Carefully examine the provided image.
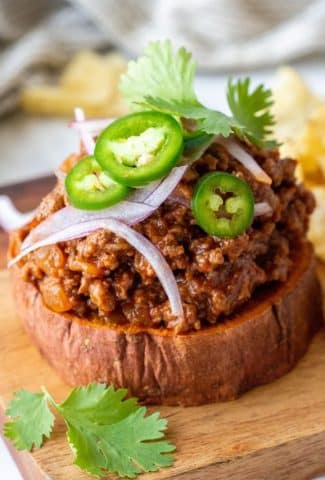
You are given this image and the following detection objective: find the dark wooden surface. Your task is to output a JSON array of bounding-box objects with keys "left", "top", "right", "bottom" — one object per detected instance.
[{"left": 0, "top": 175, "right": 55, "bottom": 268}]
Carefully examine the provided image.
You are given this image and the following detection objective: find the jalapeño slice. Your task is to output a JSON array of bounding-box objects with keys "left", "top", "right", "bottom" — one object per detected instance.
[
  {"left": 94, "top": 111, "right": 184, "bottom": 187},
  {"left": 191, "top": 172, "right": 254, "bottom": 238},
  {"left": 65, "top": 155, "right": 129, "bottom": 210}
]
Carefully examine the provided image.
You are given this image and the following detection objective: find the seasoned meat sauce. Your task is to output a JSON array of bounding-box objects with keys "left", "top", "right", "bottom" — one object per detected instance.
[{"left": 13, "top": 141, "right": 315, "bottom": 332}]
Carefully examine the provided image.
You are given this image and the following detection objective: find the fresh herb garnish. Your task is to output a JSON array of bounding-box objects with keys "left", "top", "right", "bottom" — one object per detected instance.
[
  {"left": 227, "top": 78, "right": 276, "bottom": 148},
  {"left": 120, "top": 40, "right": 277, "bottom": 148},
  {"left": 4, "top": 389, "right": 55, "bottom": 450},
  {"left": 4, "top": 384, "right": 175, "bottom": 478}
]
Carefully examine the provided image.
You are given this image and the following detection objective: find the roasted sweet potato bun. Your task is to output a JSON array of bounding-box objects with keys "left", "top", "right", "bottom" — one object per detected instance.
[{"left": 11, "top": 243, "right": 323, "bottom": 406}]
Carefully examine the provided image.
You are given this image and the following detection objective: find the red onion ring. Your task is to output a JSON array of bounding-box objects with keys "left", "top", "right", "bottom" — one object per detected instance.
[
  {"left": 70, "top": 117, "right": 115, "bottom": 136},
  {"left": 218, "top": 137, "right": 272, "bottom": 185},
  {"left": 21, "top": 167, "right": 187, "bottom": 249},
  {"left": 127, "top": 179, "right": 164, "bottom": 203},
  {"left": 22, "top": 201, "right": 156, "bottom": 249},
  {"left": 74, "top": 108, "right": 95, "bottom": 154}
]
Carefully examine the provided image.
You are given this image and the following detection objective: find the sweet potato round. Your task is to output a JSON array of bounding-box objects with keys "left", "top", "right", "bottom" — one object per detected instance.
[{"left": 11, "top": 243, "right": 323, "bottom": 406}]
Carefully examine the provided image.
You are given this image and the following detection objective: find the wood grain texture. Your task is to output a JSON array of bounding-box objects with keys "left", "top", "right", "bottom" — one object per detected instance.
[
  {"left": 0, "top": 175, "right": 55, "bottom": 268},
  {"left": 0, "top": 409, "right": 45, "bottom": 480},
  {"left": 0, "top": 269, "right": 325, "bottom": 480}
]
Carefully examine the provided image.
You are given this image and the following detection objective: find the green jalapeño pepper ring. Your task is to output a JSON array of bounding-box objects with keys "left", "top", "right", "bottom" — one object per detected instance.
[
  {"left": 94, "top": 111, "right": 184, "bottom": 187},
  {"left": 65, "top": 155, "right": 130, "bottom": 210},
  {"left": 191, "top": 172, "right": 254, "bottom": 238}
]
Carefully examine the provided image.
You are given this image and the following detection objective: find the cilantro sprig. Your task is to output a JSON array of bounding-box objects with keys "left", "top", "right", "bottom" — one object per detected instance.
[
  {"left": 120, "top": 40, "right": 277, "bottom": 148},
  {"left": 4, "top": 389, "right": 55, "bottom": 450},
  {"left": 227, "top": 77, "right": 276, "bottom": 147},
  {"left": 4, "top": 384, "right": 175, "bottom": 478}
]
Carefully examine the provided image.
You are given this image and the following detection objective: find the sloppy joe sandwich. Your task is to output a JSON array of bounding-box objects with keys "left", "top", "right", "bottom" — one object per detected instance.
[{"left": 9, "top": 41, "right": 323, "bottom": 406}]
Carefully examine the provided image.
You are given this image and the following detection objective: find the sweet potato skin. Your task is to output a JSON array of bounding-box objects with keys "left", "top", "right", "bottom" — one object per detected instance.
[{"left": 11, "top": 243, "right": 323, "bottom": 406}]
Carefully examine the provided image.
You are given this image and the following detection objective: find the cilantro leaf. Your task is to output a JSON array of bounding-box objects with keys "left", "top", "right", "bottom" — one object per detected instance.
[
  {"left": 120, "top": 40, "right": 232, "bottom": 138},
  {"left": 58, "top": 383, "right": 139, "bottom": 425},
  {"left": 67, "top": 424, "right": 106, "bottom": 477},
  {"left": 4, "top": 389, "right": 55, "bottom": 450},
  {"left": 120, "top": 40, "right": 277, "bottom": 148},
  {"left": 139, "top": 96, "right": 232, "bottom": 137},
  {"left": 227, "top": 77, "right": 277, "bottom": 147},
  {"left": 67, "top": 408, "right": 175, "bottom": 478},
  {"left": 101, "top": 409, "right": 175, "bottom": 478},
  {"left": 120, "top": 40, "right": 197, "bottom": 108},
  {"left": 4, "top": 385, "right": 175, "bottom": 479}
]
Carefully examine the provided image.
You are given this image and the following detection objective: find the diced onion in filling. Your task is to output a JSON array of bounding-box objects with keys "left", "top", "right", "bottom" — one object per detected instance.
[{"left": 254, "top": 201, "right": 273, "bottom": 216}]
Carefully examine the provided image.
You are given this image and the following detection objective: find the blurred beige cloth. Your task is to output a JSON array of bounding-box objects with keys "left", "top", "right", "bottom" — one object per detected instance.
[
  {"left": 78, "top": 0, "right": 325, "bottom": 69},
  {"left": 1, "top": 0, "right": 325, "bottom": 114}
]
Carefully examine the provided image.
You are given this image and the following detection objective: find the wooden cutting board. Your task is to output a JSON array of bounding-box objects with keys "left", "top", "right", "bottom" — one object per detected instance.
[
  {"left": 0, "top": 267, "right": 325, "bottom": 480},
  {"left": 0, "top": 177, "right": 325, "bottom": 479}
]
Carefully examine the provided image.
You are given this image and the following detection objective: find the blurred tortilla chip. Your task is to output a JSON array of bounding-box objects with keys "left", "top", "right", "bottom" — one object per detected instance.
[
  {"left": 309, "top": 187, "right": 325, "bottom": 261},
  {"left": 300, "top": 106, "right": 325, "bottom": 177},
  {"left": 272, "top": 67, "right": 325, "bottom": 261},
  {"left": 272, "top": 67, "right": 321, "bottom": 174},
  {"left": 21, "top": 50, "right": 129, "bottom": 118}
]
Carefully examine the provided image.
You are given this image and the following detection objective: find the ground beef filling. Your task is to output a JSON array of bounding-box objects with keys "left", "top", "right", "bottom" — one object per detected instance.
[{"left": 14, "top": 141, "right": 315, "bottom": 332}]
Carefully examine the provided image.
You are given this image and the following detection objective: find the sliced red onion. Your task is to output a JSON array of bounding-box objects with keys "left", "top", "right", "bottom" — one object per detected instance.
[
  {"left": 22, "top": 136, "right": 216, "bottom": 250},
  {"left": 218, "top": 137, "right": 272, "bottom": 185},
  {"left": 21, "top": 168, "right": 186, "bottom": 250},
  {"left": 70, "top": 117, "right": 115, "bottom": 136},
  {"left": 22, "top": 201, "right": 156, "bottom": 249},
  {"left": 254, "top": 201, "right": 273, "bottom": 217},
  {"left": 74, "top": 108, "right": 95, "bottom": 154},
  {"left": 145, "top": 166, "right": 188, "bottom": 207},
  {"left": 128, "top": 179, "right": 163, "bottom": 203},
  {"left": 10, "top": 218, "right": 184, "bottom": 324},
  {"left": 0, "top": 196, "right": 35, "bottom": 231},
  {"left": 21, "top": 164, "right": 194, "bottom": 250}
]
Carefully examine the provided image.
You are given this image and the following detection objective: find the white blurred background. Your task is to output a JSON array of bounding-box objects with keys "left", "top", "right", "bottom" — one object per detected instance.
[{"left": 0, "top": 0, "right": 325, "bottom": 187}]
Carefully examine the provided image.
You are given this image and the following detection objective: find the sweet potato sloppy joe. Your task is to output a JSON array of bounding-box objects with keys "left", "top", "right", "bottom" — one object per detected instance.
[
  {"left": 11, "top": 140, "right": 314, "bottom": 333},
  {"left": 9, "top": 41, "right": 323, "bottom": 405}
]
